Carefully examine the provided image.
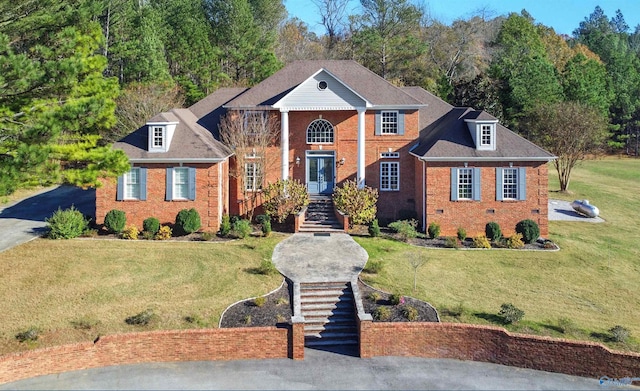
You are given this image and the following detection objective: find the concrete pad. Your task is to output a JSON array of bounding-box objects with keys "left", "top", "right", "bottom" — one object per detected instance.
[
  {"left": 272, "top": 233, "right": 368, "bottom": 283},
  {"left": 548, "top": 199, "right": 605, "bottom": 223}
]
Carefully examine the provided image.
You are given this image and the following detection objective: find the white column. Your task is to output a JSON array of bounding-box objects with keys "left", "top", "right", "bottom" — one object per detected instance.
[
  {"left": 357, "top": 108, "right": 366, "bottom": 188},
  {"left": 280, "top": 109, "right": 289, "bottom": 180}
]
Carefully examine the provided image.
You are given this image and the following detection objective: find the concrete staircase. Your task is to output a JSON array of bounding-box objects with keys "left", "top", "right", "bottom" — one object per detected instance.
[
  {"left": 301, "top": 282, "right": 358, "bottom": 348},
  {"left": 299, "top": 195, "right": 344, "bottom": 233}
]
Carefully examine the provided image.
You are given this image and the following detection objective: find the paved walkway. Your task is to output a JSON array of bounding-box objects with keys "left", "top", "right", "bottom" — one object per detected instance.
[
  {"left": 1, "top": 348, "right": 616, "bottom": 390},
  {"left": 272, "top": 233, "right": 368, "bottom": 283}
]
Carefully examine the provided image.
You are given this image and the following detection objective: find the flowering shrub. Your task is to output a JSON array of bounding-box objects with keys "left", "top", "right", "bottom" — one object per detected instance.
[
  {"left": 262, "top": 179, "right": 309, "bottom": 223},
  {"left": 121, "top": 225, "right": 139, "bottom": 240},
  {"left": 333, "top": 180, "right": 378, "bottom": 226},
  {"left": 473, "top": 235, "right": 491, "bottom": 249},
  {"left": 155, "top": 225, "right": 172, "bottom": 240}
]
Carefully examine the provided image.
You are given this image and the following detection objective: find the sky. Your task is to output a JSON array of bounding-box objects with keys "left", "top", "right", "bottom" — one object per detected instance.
[{"left": 284, "top": 0, "right": 640, "bottom": 37}]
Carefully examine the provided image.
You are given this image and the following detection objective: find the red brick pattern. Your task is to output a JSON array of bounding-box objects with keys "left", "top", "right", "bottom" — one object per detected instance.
[
  {"left": 423, "top": 162, "right": 549, "bottom": 236},
  {"left": 0, "top": 327, "right": 290, "bottom": 384},
  {"left": 359, "top": 322, "right": 640, "bottom": 380}
]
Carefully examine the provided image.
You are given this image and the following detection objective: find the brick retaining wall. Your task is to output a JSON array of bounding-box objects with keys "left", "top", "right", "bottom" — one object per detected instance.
[
  {"left": 0, "top": 327, "right": 291, "bottom": 385},
  {"left": 359, "top": 321, "right": 640, "bottom": 380}
]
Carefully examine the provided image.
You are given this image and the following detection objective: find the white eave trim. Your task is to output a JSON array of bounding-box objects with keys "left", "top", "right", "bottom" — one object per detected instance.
[
  {"left": 464, "top": 119, "right": 499, "bottom": 124},
  {"left": 146, "top": 121, "right": 179, "bottom": 126},
  {"left": 129, "top": 157, "right": 229, "bottom": 163},
  {"left": 410, "top": 155, "right": 557, "bottom": 162}
]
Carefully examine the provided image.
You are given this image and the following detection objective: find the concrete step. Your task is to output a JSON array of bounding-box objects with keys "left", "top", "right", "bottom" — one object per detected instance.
[
  {"left": 304, "top": 330, "right": 358, "bottom": 339},
  {"left": 301, "top": 309, "right": 354, "bottom": 318},
  {"left": 300, "top": 295, "right": 352, "bottom": 303},
  {"left": 302, "top": 302, "right": 353, "bottom": 311},
  {"left": 305, "top": 338, "right": 358, "bottom": 347},
  {"left": 304, "top": 323, "right": 356, "bottom": 332}
]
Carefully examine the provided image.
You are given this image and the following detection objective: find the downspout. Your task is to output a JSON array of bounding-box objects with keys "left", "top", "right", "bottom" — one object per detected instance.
[{"left": 422, "top": 159, "right": 426, "bottom": 232}]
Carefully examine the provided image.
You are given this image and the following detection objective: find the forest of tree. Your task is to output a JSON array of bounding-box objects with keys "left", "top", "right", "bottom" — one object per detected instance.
[{"left": 1, "top": 0, "right": 639, "bottom": 195}]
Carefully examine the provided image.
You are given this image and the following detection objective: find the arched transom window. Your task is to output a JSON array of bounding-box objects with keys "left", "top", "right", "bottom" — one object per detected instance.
[{"left": 306, "top": 119, "right": 334, "bottom": 144}]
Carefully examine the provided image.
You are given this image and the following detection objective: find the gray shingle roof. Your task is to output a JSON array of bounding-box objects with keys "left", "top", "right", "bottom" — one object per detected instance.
[
  {"left": 224, "top": 60, "right": 423, "bottom": 108},
  {"left": 411, "top": 108, "right": 555, "bottom": 161}
]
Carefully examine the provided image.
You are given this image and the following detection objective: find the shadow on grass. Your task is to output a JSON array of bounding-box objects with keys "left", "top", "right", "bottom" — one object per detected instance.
[
  {"left": 590, "top": 331, "right": 613, "bottom": 343},
  {"left": 473, "top": 312, "right": 505, "bottom": 325},
  {"left": 541, "top": 323, "right": 565, "bottom": 334}
]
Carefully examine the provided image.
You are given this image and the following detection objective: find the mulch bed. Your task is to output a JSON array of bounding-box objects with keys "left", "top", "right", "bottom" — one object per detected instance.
[{"left": 219, "top": 279, "right": 439, "bottom": 328}]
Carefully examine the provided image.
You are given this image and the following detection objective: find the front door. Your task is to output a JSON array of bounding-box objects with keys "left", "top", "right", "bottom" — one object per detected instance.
[{"left": 307, "top": 155, "right": 334, "bottom": 194}]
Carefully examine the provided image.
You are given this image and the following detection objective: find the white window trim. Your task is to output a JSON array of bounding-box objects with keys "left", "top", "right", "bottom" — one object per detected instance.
[
  {"left": 150, "top": 126, "right": 166, "bottom": 150},
  {"left": 380, "top": 152, "right": 400, "bottom": 158},
  {"left": 306, "top": 118, "right": 334, "bottom": 144},
  {"left": 480, "top": 124, "right": 492, "bottom": 146},
  {"left": 502, "top": 168, "right": 518, "bottom": 200},
  {"left": 245, "top": 161, "right": 263, "bottom": 192},
  {"left": 380, "top": 111, "right": 399, "bottom": 135},
  {"left": 173, "top": 167, "right": 190, "bottom": 200},
  {"left": 380, "top": 161, "right": 400, "bottom": 191},
  {"left": 124, "top": 168, "right": 141, "bottom": 200},
  {"left": 457, "top": 168, "right": 473, "bottom": 200}
]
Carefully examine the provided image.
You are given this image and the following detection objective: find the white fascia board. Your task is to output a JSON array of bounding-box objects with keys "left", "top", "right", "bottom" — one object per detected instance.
[
  {"left": 463, "top": 119, "right": 499, "bottom": 124},
  {"left": 414, "top": 156, "right": 557, "bottom": 162},
  {"left": 272, "top": 68, "right": 371, "bottom": 109},
  {"left": 129, "top": 157, "right": 229, "bottom": 164},
  {"left": 146, "top": 121, "right": 179, "bottom": 126},
  {"left": 372, "top": 104, "right": 426, "bottom": 110}
]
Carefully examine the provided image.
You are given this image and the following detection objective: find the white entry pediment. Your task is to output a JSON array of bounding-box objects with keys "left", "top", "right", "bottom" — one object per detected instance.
[{"left": 273, "top": 69, "right": 369, "bottom": 111}]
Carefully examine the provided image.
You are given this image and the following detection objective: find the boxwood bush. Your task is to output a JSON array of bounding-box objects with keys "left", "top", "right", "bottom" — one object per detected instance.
[
  {"left": 515, "top": 219, "right": 540, "bottom": 244},
  {"left": 485, "top": 221, "right": 502, "bottom": 241},
  {"left": 143, "top": 217, "right": 160, "bottom": 235},
  {"left": 175, "top": 208, "right": 201, "bottom": 236},
  {"left": 104, "top": 209, "right": 126, "bottom": 233}
]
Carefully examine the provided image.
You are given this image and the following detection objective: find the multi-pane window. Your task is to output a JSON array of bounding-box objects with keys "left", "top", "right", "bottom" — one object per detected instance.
[
  {"left": 380, "top": 152, "right": 399, "bottom": 158},
  {"left": 502, "top": 168, "right": 518, "bottom": 199},
  {"left": 243, "top": 111, "right": 267, "bottom": 136},
  {"left": 124, "top": 168, "right": 140, "bottom": 199},
  {"left": 152, "top": 126, "right": 164, "bottom": 148},
  {"left": 173, "top": 167, "right": 189, "bottom": 199},
  {"left": 457, "top": 168, "right": 473, "bottom": 200},
  {"left": 245, "top": 162, "right": 263, "bottom": 191},
  {"left": 380, "top": 162, "right": 399, "bottom": 191},
  {"left": 381, "top": 111, "right": 399, "bottom": 134},
  {"left": 306, "top": 119, "right": 334, "bottom": 144},
  {"left": 481, "top": 125, "right": 492, "bottom": 146}
]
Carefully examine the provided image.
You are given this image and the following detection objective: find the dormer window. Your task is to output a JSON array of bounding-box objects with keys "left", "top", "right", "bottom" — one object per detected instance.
[
  {"left": 465, "top": 119, "right": 497, "bottom": 151},
  {"left": 152, "top": 126, "right": 165, "bottom": 149},
  {"left": 481, "top": 124, "right": 492, "bottom": 147}
]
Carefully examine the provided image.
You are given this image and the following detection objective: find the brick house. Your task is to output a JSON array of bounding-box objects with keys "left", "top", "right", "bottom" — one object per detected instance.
[{"left": 96, "top": 60, "right": 554, "bottom": 236}]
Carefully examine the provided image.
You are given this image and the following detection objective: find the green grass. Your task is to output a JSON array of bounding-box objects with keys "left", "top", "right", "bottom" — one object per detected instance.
[
  {"left": 358, "top": 157, "right": 640, "bottom": 351},
  {"left": 0, "top": 236, "right": 284, "bottom": 354}
]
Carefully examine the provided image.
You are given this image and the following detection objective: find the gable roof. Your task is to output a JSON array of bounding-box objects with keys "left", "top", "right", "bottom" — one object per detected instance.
[
  {"left": 114, "top": 108, "right": 232, "bottom": 162},
  {"left": 224, "top": 60, "right": 423, "bottom": 108},
  {"left": 411, "top": 108, "right": 555, "bottom": 161}
]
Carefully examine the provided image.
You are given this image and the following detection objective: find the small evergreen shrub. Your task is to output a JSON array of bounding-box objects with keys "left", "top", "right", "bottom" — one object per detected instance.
[
  {"left": 155, "top": 225, "right": 172, "bottom": 240},
  {"left": 403, "top": 305, "right": 419, "bottom": 321},
  {"left": 506, "top": 233, "right": 525, "bottom": 249},
  {"left": 232, "top": 219, "right": 252, "bottom": 239},
  {"left": 499, "top": 303, "right": 524, "bottom": 324},
  {"left": 444, "top": 236, "right": 460, "bottom": 249},
  {"left": 254, "top": 297, "right": 266, "bottom": 307},
  {"left": 472, "top": 235, "right": 491, "bottom": 249},
  {"left": 121, "top": 225, "right": 139, "bottom": 240},
  {"left": 257, "top": 215, "right": 272, "bottom": 237},
  {"left": 609, "top": 325, "right": 630, "bottom": 343},
  {"left": 515, "top": 219, "right": 540, "bottom": 244},
  {"left": 367, "top": 292, "right": 381, "bottom": 302},
  {"left": 142, "top": 230, "right": 155, "bottom": 240},
  {"left": 219, "top": 214, "right": 231, "bottom": 237},
  {"left": 332, "top": 179, "right": 379, "bottom": 226},
  {"left": 143, "top": 217, "right": 160, "bottom": 235},
  {"left": 456, "top": 227, "right": 467, "bottom": 241},
  {"left": 373, "top": 306, "right": 391, "bottom": 321},
  {"left": 104, "top": 209, "right": 126, "bottom": 233},
  {"left": 427, "top": 222, "right": 441, "bottom": 239},
  {"left": 15, "top": 327, "right": 39, "bottom": 343},
  {"left": 368, "top": 219, "right": 381, "bottom": 237},
  {"left": 485, "top": 221, "right": 502, "bottom": 241},
  {"left": 389, "top": 294, "right": 403, "bottom": 306},
  {"left": 125, "top": 309, "right": 155, "bottom": 326},
  {"left": 363, "top": 258, "right": 384, "bottom": 274},
  {"left": 46, "top": 206, "right": 89, "bottom": 239},
  {"left": 175, "top": 208, "right": 201, "bottom": 236},
  {"left": 388, "top": 219, "right": 418, "bottom": 242}
]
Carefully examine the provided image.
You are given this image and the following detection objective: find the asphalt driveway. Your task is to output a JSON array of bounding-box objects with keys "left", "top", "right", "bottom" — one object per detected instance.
[{"left": 0, "top": 186, "right": 95, "bottom": 253}]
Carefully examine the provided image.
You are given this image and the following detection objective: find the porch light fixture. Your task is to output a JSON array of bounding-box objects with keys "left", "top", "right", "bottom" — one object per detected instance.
[
  {"left": 295, "top": 156, "right": 301, "bottom": 166},
  {"left": 339, "top": 157, "right": 346, "bottom": 166}
]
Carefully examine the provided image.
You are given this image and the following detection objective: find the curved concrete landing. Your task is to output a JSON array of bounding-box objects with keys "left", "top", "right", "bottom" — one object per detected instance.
[{"left": 272, "top": 233, "right": 368, "bottom": 283}]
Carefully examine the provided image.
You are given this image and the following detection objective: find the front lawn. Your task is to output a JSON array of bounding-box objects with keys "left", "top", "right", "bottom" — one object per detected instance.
[
  {"left": 357, "top": 157, "right": 640, "bottom": 351},
  {"left": 0, "top": 236, "right": 284, "bottom": 354}
]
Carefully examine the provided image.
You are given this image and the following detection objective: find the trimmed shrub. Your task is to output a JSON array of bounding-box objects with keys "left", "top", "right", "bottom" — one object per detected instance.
[
  {"left": 499, "top": 303, "right": 524, "bottom": 324},
  {"left": 485, "top": 221, "right": 502, "bottom": 241},
  {"left": 403, "top": 305, "right": 419, "bottom": 321},
  {"left": 257, "top": 259, "right": 278, "bottom": 275},
  {"left": 155, "top": 225, "right": 172, "bottom": 240},
  {"left": 121, "top": 225, "right": 139, "bottom": 240},
  {"left": 104, "top": 209, "right": 126, "bottom": 233},
  {"left": 256, "top": 214, "right": 271, "bottom": 237},
  {"left": 46, "top": 206, "right": 89, "bottom": 239},
  {"left": 444, "top": 236, "right": 460, "bottom": 249},
  {"left": 143, "top": 217, "right": 160, "bottom": 235},
  {"left": 515, "top": 219, "right": 540, "bottom": 244},
  {"left": 427, "top": 222, "right": 441, "bottom": 239},
  {"left": 388, "top": 219, "right": 418, "bottom": 242},
  {"left": 232, "top": 219, "right": 252, "bottom": 239},
  {"left": 363, "top": 258, "right": 384, "bottom": 274},
  {"left": 219, "top": 214, "right": 232, "bottom": 237},
  {"left": 373, "top": 306, "right": 391, "bottom": 321},
  {"left": 175, "top": 208, "right": 201, "bottom": 236},
  {"left": 368, "top": 219, "right": 381, "bottom": 237},
  {"left": 262, "top": 179, "right": 310, "bottom": 223},
  {"left": 456, "top": 227, "right": 467, "bottom": 241},
  {"left": 389, "top": 294, "right": 403, "bottom": 306},
  {"left": 609, "top": 325, "right": 630, "bottom": 343},
  {"left": 333, "top": 179, "right": 378, "bottom": 226},
  {"left": 506, "top": 233, "right": 525, "bottom": 249},
  {"left": 473, "top": 235, "right": 491, "bottom": 249}
]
